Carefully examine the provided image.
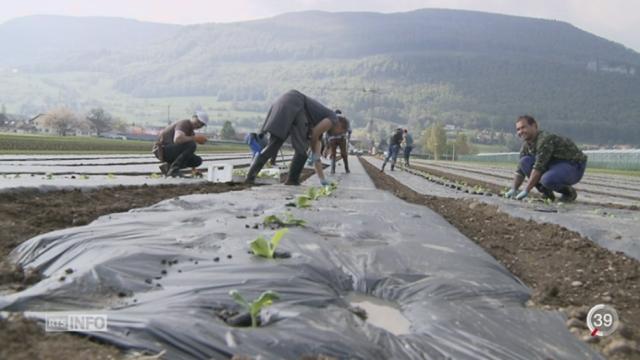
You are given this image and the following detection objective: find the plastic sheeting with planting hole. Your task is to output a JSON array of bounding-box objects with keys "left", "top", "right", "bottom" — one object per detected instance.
[{"left": 0, "top": 160, "right": 601, "bottom": 359}]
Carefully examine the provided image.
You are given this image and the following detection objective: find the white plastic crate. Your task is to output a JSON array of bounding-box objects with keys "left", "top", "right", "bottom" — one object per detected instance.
[{"left": 207, "top": 163, "right": 233, "bottom": 182}]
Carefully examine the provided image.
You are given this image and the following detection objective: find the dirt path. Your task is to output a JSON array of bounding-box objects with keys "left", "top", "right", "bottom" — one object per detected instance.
[
  {"left": 0, "top": 169, "right": 314, "bottom": 360},
  {"left": 360, "top": 158, "right": 640, "bottom": 359}
]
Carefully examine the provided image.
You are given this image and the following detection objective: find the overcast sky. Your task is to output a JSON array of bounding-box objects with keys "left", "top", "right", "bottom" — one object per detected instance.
[{"left": 2, "top": 0, "right": 638, "bottom": 52}]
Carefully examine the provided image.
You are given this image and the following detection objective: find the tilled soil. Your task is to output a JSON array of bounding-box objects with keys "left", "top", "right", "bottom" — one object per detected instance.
[
  {"left": 0, "top": 182, "right": 253, "bottom": 286},
  {"left": 361, "top": 158, "right": 640, "bottom": 359},
  {"left": 0, "top": 169, "right": 315, "bottom": 360}
]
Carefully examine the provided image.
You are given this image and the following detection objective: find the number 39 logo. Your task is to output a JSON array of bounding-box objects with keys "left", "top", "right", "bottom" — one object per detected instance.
[{"left": 586, "top": 304, "right": 619, "bottom": 337}]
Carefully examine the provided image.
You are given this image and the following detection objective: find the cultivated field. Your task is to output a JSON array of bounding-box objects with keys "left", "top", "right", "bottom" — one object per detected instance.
[{"left": 0, "top": 151, "right": 637, "bottom": 359}]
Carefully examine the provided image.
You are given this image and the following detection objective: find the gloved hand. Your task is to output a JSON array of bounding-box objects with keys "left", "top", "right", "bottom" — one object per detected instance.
[
  {"left": 307, "top": 152, "right": 320, "bottom": 165},
  {"left": 504, "top": 188, "right": 517, "bottom": 198},
  {"left": 320, "top": 178, "right": 330, "bottom": 186},
  {"left": 194, "top": 134, "right": 207, "bottom": 144},
  {"left": 515, "top": 190, "right": 529, "bottom": 200}
]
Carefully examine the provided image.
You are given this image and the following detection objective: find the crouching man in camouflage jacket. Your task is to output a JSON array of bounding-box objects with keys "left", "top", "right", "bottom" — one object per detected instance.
[{"left": 505, "top": 115, "right": 587, "bottom": 202}]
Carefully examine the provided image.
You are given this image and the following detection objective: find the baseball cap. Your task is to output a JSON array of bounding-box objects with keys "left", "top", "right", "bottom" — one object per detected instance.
[{"left": 194, "top": 111, "right": 209, "bottom": 126}]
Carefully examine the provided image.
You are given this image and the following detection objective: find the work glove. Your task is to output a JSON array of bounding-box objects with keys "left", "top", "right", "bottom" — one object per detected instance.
[
  {"left": 515, "top": 190, "right": 529, "bottom": 200},
  {"left": 504, "top": 188, "right": 517, "bottom": 198},
  {"left": 320, "top": 178, "right": 330, "bottom": 186}
]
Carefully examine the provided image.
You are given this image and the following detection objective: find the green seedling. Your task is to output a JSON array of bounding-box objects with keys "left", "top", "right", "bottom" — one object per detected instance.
[
  {"left": 250, "top": 228, "right": 288, "bottom": 259},
  {"left": 296, "top": 195, "right": 312, "bottom": 208},
  {"left": 319, "top": 186, "right": 333, "bottom": 196},
  {"left": 150, "top": 173, "right": 161, "bottom": 179},
  {"left": 229, "top": 290, "right": 280, "bottom": 328},
  {"left": 107, "top": 173, "right": 116, "bottom": 179},
  {"left": 14, "top": 174, "right": 20, "bottom": 178},
  {"left": 80, "top": 175, "right": 90, "bottom": 180},
  {"left": 262, "top": 214, "right": 282, "bottom": 227},
  {"left": 284, "top": 212, "right": 306, "bottom": 226},
  {"left": 263, "top": 212, "right": 305, "bottom": 227},
  {"left": 233, "top": 169, "right": 248, "bottom": 177},
  {"left": 257, "top": 171, "right": 279, "bottom": 179},
  {"left": 45, "top": 173, "right": 53, "bottom": 180},
  {"left": 320, "top": 182, "right": 338, "bottom": 196},
  {"left": 305, "top": 187, "right": 321, "bottom": 200}
]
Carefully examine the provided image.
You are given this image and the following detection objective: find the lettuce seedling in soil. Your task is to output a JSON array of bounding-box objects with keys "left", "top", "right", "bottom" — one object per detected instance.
[
  {"left": 229, "top": 290, "right": 280, "bottom": 328},
  {"left": 296, "top": 195, "right": 311, "bottom": 208},
  {"left": 305, "top": 187, "right": 321, "bottom": 200},
  {"left": 250, "top": 228, "right": 288, "bottom": 259},
  {"left": 263, "top": 212, "right": 306, "bottom": 228}
]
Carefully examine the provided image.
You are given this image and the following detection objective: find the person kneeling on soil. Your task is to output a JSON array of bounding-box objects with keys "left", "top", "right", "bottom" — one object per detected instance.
[
  {"left": 152, "top": 111, "right": 209, "bottom": 177},
  {"left": 504, "top": 115, "right": 587, "bottom": 202},
  {"left": 244, "top": 90, "right": 349, "bottom": 186},
  {"left": 380, "top": 128, "right": 403, "bottom": 172}
]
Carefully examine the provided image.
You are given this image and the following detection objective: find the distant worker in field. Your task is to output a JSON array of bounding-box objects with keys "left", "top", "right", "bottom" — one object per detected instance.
[
  {"left": 152, "top": 111, "right": 209, "bottom": 177},
  {"left": 244, "top": 90, "right": 349, "bottom": 185},
  {"left": 504, "top": 115, "right": 587, "bottom": 202},
  {"left": 380, "top": 128, "right": 404, "bottom": 172},
  {"left": 327, "top": 109, "right": 352, "bottom": 174},
  {"left": 402, "top": 128, "right": 414, "bottom": 167}
]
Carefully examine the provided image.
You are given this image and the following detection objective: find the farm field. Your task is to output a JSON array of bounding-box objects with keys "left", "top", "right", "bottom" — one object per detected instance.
[
  {"left": 0, "top": 153, "right": 637, "bottom": 359},
  {"left": 0, "top": 133, "right": 247, "bottom": 154},
  {"left": 0, "top": 153, "right": 297, "bottom": 191},
  {"left": 410, "top": 159, "right": 640, "bottom": 207}
]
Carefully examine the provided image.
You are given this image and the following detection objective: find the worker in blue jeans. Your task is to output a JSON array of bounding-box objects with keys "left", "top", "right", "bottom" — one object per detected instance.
[
  {"left": 505, "top": 115, "right": 587, "bottom": 202},
  {"left": 380, "top": 128, "right": 403, "bottom": 172},
  {"left": 516, "top": 155, "right": 586, "bottom": 200}
]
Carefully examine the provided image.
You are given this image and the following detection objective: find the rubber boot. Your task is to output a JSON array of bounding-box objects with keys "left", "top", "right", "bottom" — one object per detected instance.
[
  {"left": 245, "top": 136, "right": 283, "bottom": 184},
  {"left": 535, "top": 183, "right": 555, "bottom": 201},
  {"left": 558, "top": 185, "right": 577, "bottom": 202},
  {"left": 245, "top": 153, "right": 271, "bottom": 184},
  {"left": 159, "top": 162, "right": 170, "bottom": 176},
  {"left": 285, "top": 152, "right": 307, "bottom": 185},
  {"left": 343, "top": 157, "right": 350, "bottom": 173}
]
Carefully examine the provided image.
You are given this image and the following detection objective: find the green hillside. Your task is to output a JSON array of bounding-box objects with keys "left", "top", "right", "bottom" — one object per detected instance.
[{"left": 1, "top": 9, "right": 640, "bottom": 143}]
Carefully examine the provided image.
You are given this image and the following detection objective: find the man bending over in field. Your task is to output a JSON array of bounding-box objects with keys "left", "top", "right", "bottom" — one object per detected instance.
[
  {"left": 153, "top": 111, "right": 209, "bottom": 177},
  {"left": 504, "top": 115, "right": 587, "bottom": 202}
]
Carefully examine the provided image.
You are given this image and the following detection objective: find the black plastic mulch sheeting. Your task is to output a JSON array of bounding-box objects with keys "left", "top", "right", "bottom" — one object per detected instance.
[{"left": 0, "top": 163, "right": 602, "bottom": 359}]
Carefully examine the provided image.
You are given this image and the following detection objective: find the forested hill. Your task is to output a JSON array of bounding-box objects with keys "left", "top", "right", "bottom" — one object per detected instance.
[{"left": 2, "top": 9, "right": 640, "bottom": 144}]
